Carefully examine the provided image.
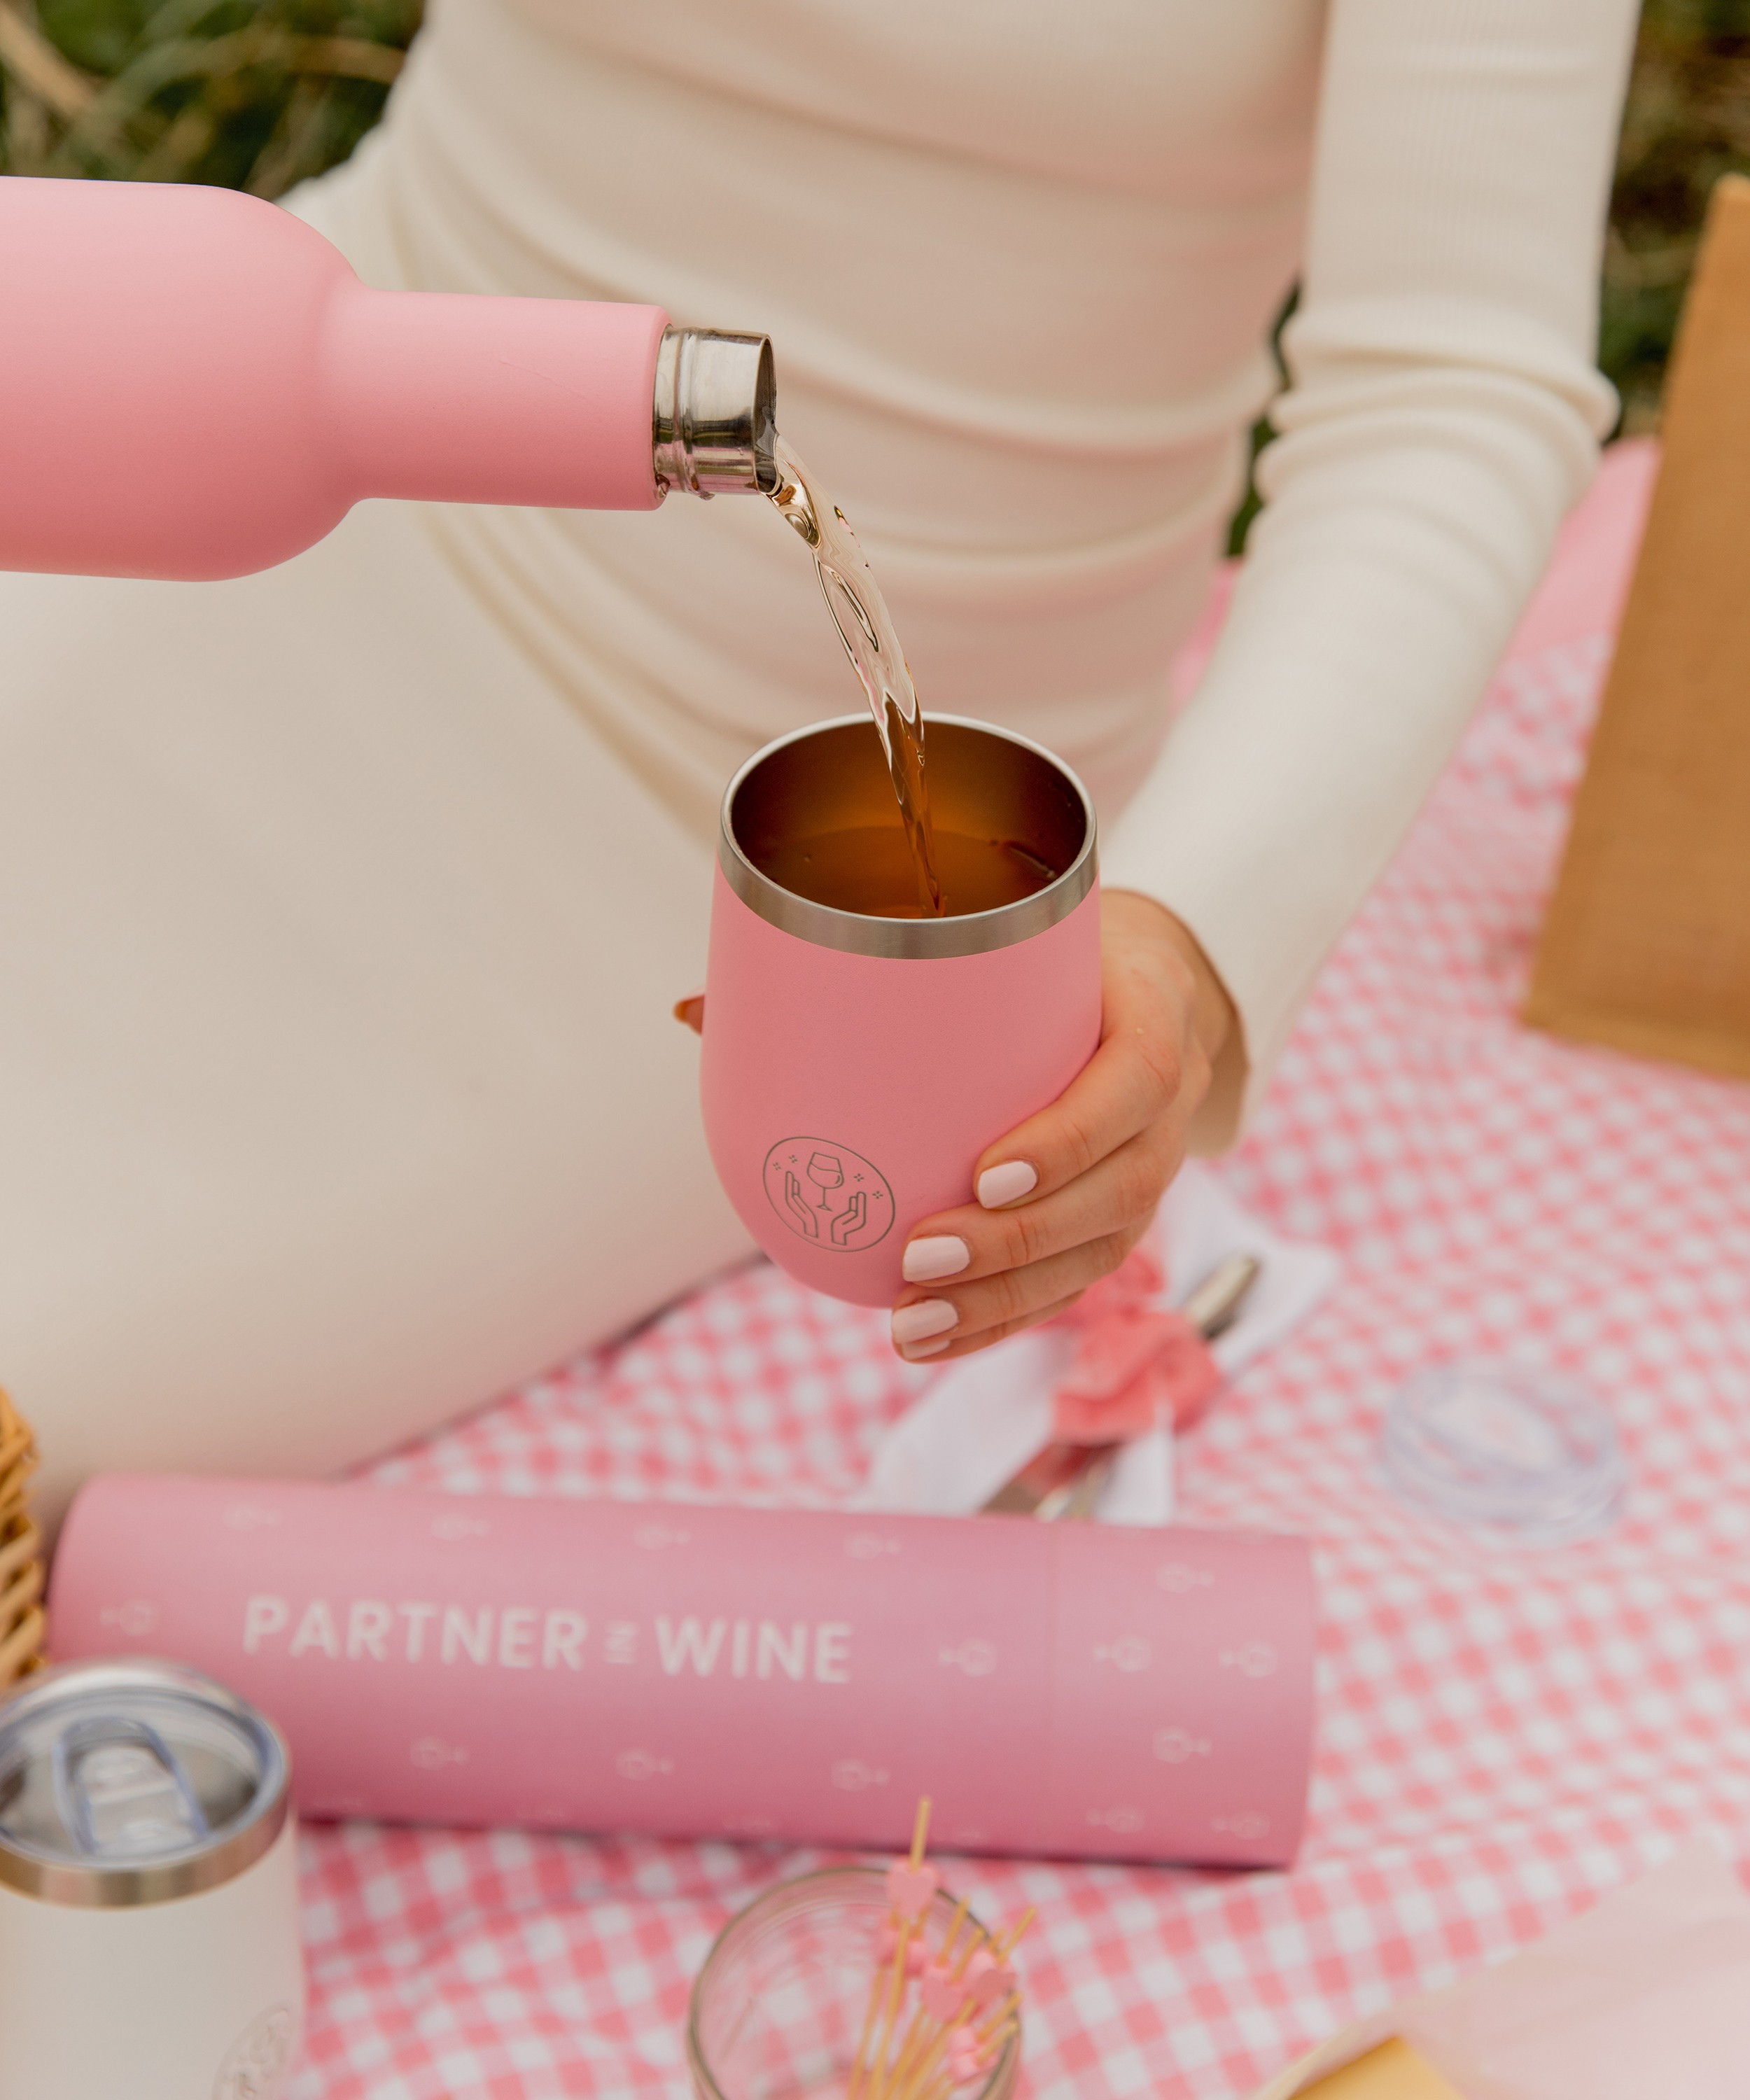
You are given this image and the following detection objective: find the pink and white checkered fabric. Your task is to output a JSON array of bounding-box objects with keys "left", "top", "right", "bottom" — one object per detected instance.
[{"left": 289, "top": 443, "right": 1750, "bottom": 2099}]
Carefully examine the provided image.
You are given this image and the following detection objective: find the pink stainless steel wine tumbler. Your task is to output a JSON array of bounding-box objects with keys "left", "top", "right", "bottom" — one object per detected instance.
[{"left": 701, "top": 716, "right": 1101, "bottom": 1306}]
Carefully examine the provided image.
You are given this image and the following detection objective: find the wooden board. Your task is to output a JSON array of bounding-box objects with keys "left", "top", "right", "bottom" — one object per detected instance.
[
  {"left": 1525, "top": 174, "right": 1750, "bottom": 1082},
  {"left": 1296, "top": 2039, "right": 1467, "bottom": 2100}
]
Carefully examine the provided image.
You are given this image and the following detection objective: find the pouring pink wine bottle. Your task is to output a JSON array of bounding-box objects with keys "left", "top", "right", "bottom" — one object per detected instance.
[{"left": 0, "top": 175, "right": 776, "bottom": 579}]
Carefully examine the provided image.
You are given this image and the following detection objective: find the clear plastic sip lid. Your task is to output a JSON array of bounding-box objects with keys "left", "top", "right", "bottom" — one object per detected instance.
[
  {"left": 0, "top": 1658, "right": 289, "bottom": 1906},
  {"left": 1379, "top": 1358, "right": 1628, "bottom": 1548}
]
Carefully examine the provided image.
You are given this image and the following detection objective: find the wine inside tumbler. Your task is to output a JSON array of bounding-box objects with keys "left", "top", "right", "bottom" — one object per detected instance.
[
  {"left": 686, "top": 1865, "right": 1019, "bottom": 2100},
  {"left": 726, "top": 716, "right": 1092, "bottom": 942},
  {"left": 701, "top": 717, "right": 1100, "bottom": 1306}
]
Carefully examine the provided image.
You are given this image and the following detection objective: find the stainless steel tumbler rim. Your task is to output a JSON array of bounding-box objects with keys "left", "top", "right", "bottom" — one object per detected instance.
[
  {"left": 0, "top": 1658, "right": 290, "bottom": 1907},
  {"left": 652, "top": 326, "right": 778, "bottom": 497},
  {"left": 718, "top": 713, "right": 1098, "bottom": 960}
]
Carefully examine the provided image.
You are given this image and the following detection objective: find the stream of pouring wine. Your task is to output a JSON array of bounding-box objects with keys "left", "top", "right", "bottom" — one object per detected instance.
[{"left": 768, "top": 439, "right": 944, "bottom": 915}]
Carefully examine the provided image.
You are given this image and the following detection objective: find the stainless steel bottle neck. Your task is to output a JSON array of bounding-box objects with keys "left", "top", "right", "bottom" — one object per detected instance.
[{"left": 652, "top": 327, "right": 778, "bottom": 498}]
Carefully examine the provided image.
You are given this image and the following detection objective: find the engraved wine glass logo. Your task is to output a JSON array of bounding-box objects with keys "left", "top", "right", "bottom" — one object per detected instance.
[
  {"left": 764, "top": 1136, "right": 895, "bottom": 1250},
  {"left": 808, "top": 1149, "right": 866, "bottom": 1245}
]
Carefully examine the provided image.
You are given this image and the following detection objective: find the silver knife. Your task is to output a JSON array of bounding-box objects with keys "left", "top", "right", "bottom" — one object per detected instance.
[{"left": 979, "top": 1250, "right": 1261, "bottom": 1520}]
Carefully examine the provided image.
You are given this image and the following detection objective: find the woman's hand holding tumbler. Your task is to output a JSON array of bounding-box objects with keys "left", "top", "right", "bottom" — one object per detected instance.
[{"left": 890, "top": 891, "right": 1235, "bottom": 1359}]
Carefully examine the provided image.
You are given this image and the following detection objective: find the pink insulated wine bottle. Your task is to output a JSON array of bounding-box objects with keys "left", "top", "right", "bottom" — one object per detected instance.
[{"left": 0, "top": 176, "right": 776, "bottom": 580}]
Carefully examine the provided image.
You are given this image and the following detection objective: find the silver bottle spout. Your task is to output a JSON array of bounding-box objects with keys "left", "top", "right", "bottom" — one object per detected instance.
[{"left": 652, "top": 327, "right": 778, "bottom": 498}]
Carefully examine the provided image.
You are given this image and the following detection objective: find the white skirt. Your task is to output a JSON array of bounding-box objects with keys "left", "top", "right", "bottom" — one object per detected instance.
[{"left": 0, "top": 495, "right": 752, "bottom": 1529}]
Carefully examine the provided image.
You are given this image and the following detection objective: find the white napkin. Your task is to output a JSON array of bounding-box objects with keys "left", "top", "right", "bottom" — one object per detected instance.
[{"left": 856, "top": 1162, "right": 1340, "bottom": 1523}]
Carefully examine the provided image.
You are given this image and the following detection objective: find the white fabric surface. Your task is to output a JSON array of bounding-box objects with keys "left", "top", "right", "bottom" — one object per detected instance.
[{"left": 858, "top": 1162, "right": 1340, "bottom": 1522}]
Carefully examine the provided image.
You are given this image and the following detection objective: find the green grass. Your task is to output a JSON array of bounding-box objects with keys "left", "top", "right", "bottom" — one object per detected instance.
[
  {"left": 1224, "top": 0, "right": 1750, "bottom": 550},
  {"left": 3, "top": 0, "right": 1746, "bottom": 517},
  {"left": 1605, "top": 0, "right": 1750, "bottom": 430},
  {"left": 0, "top": 0, "right": 419, "bottom": 195}
]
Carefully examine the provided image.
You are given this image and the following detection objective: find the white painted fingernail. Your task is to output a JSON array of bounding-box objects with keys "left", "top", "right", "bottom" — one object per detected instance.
[
  {"left": 900, "top": 1336, "right": 951, "bottom": 1361},
  {"left": 891, "top": 1298, "right": 959, "bottom": 1346},
  {"left": 977, "top": 1161, "right": 1037, "bottom": 1209},
  {"left": 903, "top": 1235, "right": 971, "bottom": 1283}
]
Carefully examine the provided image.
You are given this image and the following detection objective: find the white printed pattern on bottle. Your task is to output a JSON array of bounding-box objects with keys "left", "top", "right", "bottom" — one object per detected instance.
[
  {"left": 221, "top": 1504, "right": 284, "bottom": 1532},
  {"left": 1153, "top": 1727, "right": 1211, "bottom": 1765},
  {"left": 99, "top": 1598, "right": 158, "bottom": 1636},
  {"left": 411, "top": 1737, "right": 469, "bottom": 1770},
  {"left": 938, "top": 1638, "right": 997, "bottom": 1677},
  {"left": 832, "top": 1760, "right": 890, "bottom": 1791},
  {"left": 1086, "top": 1805, "right": 1144, "bottom": 1834},
  {"left": 430, "top": 1513, "right": 490, "bottom": 1542}
]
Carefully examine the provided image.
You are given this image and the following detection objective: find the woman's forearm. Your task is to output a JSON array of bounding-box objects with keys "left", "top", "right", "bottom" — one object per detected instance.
[{"left": 1102, "top": 0, "right": 1638, "bottom": 1144}]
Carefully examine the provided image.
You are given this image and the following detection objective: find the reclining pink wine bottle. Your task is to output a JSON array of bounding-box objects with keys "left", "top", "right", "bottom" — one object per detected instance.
[{"left": 0, "top": 176, "right": 776, "bottom": 579}]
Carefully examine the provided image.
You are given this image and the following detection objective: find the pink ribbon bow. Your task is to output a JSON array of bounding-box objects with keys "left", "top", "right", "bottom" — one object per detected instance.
[{"left": 1049, "top": 1242, "right": 1221, "bottom": 1445}]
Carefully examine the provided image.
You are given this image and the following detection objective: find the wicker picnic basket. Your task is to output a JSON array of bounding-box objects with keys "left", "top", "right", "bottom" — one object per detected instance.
[{"left": 0, "top": 1388, "right": 47, "bottom": 1690}]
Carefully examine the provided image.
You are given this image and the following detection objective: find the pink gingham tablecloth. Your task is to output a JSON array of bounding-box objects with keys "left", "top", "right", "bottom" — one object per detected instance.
[{"left": 290, "top": 440, "right": 1750, "bottom": 2099}]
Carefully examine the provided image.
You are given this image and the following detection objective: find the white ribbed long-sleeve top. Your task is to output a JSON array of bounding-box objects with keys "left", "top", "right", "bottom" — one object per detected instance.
[{"left": 302, "top": 0, "right": 1637, "bottom": 1138}]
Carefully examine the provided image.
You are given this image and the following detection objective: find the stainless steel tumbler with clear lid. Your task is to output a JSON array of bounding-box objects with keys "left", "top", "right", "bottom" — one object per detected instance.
[{"left": 0, "top": 1657, "right": 304, "bottom": 2100}]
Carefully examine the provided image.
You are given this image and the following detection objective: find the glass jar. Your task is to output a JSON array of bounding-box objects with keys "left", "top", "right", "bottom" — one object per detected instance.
[{"left": 687, "top": 1865, "right": 1021, "bottom": 2100}]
